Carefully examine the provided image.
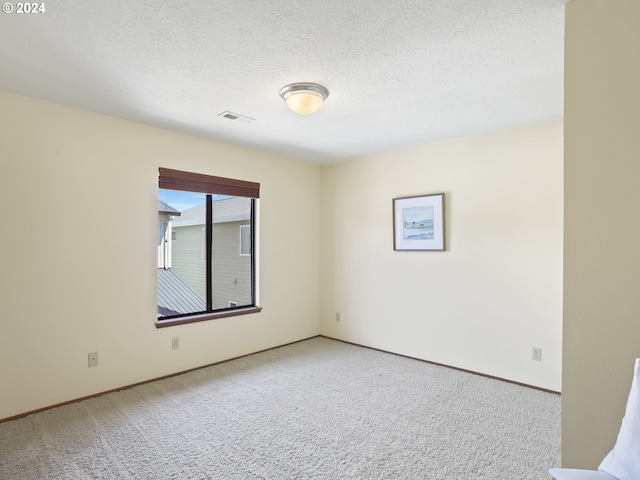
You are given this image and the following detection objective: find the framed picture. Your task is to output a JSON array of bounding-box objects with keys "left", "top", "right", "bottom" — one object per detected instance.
[{"left": 393, "top": 193, "right": 445, "bottom": 251}]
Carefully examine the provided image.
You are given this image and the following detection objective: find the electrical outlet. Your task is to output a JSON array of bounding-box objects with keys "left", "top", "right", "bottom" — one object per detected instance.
[
  {"left": 532, "top": 347, "right": 542, "bottom": 362},
  {"left": 88, "top": 352, "right": 99, "bottom": 367},
  {"left": 172, "top": 337, "right": 180, "bottom": 350},
  {"left": 336, "top": 313, "right": 341, "bottom": 323}
]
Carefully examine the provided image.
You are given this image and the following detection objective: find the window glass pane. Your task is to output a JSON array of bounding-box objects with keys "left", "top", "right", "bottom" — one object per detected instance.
[
  {"left": 157, "top": 176, "right": 256, "bottom": 323},
  {"left": 211, "top": 196, "right": 253, "bottom": 309},
  {"left": 158, "top": 189, "right": 207, "bottom": 317},
  {"left": 240, "top": 225, "right": 251, "bottom": 256}
]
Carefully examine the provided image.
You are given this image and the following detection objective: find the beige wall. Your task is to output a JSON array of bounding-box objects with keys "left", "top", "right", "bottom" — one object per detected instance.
[
  {"left": 0, "top": 91, "right": 321, "bottom": 420},
  {"left": 0, "top": 88, "right": 564, "bottom": 420},
  {"left": 562, "top": 0, "right": 640, "bottom": 468},
  {"left": 320, "top": 120, "right": 564, "bottom": 391}
]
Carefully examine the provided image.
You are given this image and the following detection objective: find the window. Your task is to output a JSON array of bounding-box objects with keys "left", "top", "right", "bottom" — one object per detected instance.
[
  {"left": 156, "top": 168, "right": 261, "bottom": 327},
  {"left": 240, "top": 225, "right": 251, "bottom": 256}
]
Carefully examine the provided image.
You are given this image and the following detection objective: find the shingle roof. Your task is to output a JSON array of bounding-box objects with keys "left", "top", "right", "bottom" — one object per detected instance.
[
  {"left": 158, "top": 200, "right": 181, "bottom": 216},
  {"left": 158, "top": 269, "right": 204, "bottom": 317}
]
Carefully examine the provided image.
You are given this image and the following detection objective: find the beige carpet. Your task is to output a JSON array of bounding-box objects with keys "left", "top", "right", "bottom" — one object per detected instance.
[{"left": 0, "top": 337, "right": 560, "bottom": 479}]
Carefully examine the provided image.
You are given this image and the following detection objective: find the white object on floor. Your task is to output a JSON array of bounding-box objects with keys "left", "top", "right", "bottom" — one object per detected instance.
[
  {"left": 598, "top": 358, "right": 640, "bottom": 479},
  {"left": 549, "top": 468, "right": 617, "bottom": 479},
  {"left": 550, "top": 358, "right": 640, "bottom": 480}
]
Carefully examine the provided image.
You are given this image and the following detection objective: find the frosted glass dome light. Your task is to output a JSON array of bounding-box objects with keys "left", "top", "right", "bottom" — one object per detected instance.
[{"left": 279, "top": 83, "right": 329, "bottom": 115}]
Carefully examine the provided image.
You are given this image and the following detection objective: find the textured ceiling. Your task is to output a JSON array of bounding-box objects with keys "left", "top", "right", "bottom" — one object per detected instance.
[{"left": 0, "top": 0, "right": 566, "bottom": 164}]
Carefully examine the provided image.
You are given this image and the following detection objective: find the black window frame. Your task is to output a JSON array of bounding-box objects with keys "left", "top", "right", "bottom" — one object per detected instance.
[{"left": 156, "top": 168, "right": 261, "bottom": 328}]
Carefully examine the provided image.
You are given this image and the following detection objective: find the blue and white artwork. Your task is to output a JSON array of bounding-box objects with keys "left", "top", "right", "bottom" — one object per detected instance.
[{"left": 403, "top": 205, "right": 434, "bottom": 240}]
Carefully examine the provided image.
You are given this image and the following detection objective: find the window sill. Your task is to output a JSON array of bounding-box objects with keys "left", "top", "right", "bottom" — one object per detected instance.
[{"left": 155, "top": 306, "right": 262, "bottom": 328}]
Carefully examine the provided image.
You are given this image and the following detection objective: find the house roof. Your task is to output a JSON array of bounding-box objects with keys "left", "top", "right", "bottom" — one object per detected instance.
[
  {"left": 157, "top": 269, "right": 205, "bottom": 317},
  {"left": 158, "top": 200, "right": 181, "bottom": 216},
  {"left": 172, "top": 197, "right": 251, "bottom": 227}
]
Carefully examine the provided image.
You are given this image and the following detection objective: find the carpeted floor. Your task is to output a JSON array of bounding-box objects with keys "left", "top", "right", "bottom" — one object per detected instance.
[{"left": 0, "top": 337, "right": 560, "bottom": 479}]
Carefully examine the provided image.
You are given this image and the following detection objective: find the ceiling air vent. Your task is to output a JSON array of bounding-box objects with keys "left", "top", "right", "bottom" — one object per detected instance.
[{"left": 218, "top": 111, "right": 255, "bottom": 124}]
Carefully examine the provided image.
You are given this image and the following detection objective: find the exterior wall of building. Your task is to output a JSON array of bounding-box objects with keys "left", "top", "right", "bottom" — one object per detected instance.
[
  {"left": 171, "top": 224, "right": 206, "bottom": 297},
  {"left": 212, "top": 221, "right": 252, "bottom": 309},
  {"left": 157, "top": 213, "right": 174, "bottom": 269},
  {"left": 171, "top": 220, "right": 252, "bottom": 309}
]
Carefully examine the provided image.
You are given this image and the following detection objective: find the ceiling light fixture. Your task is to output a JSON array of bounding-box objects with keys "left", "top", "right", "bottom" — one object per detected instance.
[{"left": 279, "top": 82, "right": 329, "bottom": 115}]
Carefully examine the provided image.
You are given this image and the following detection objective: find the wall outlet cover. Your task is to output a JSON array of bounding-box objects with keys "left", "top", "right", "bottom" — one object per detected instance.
[
  {"left": 88, "top": 352, "right": 99, "bottom": 367},
  {"left": 532, "top": 347, "right": 542, "bottom": 362}
]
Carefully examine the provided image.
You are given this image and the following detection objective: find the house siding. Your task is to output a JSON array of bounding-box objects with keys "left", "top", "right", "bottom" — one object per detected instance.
[
  {"left": 212, "top": 221, "right": 252, "bottom": 308},
  {"left": 171, "top": 224, "right": 206, "bottom": 298},
  {"left": 171, "top": 220, "right": 252, "bottom": 309}
]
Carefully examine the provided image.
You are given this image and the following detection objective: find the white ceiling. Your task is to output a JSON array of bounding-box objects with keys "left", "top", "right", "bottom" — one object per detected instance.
[{"left": 0, "top": 0, "right": 565, "bottom": 164}]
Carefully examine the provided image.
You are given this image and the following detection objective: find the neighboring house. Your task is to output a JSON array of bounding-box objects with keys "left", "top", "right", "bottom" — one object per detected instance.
[
  {"left": 171, "top": 196, "right": 253, "bottom": 309},
  {"left": 157, "top": 199, "right": 181, "bottom": 270},
  {"left": 157, "top": 199, "right": 206, "bottom": 317}
]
